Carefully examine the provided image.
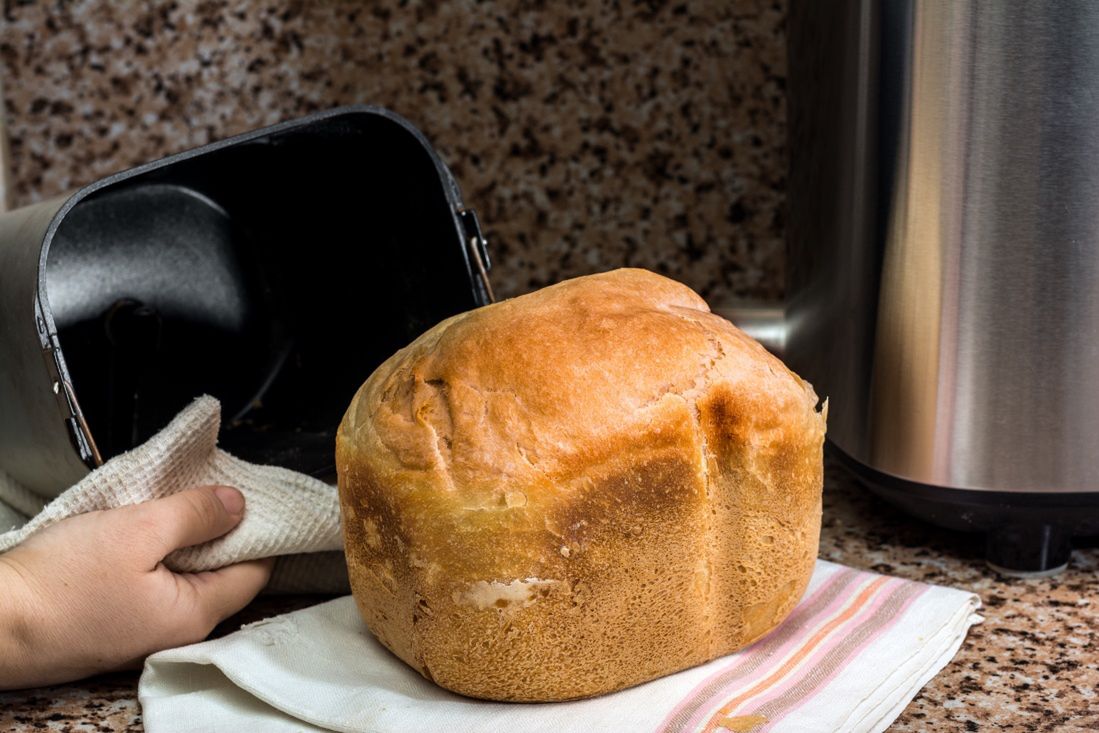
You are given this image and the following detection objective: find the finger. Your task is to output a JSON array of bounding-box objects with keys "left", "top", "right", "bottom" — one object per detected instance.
[
  {"left": 178, "top": 557, "right": 275, "bottom": 633},
  {"left": 128, "top": 485, "right": 246, "bottom": 559}
]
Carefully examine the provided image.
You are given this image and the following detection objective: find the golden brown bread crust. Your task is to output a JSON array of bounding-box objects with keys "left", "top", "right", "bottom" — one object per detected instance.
[{"left": 336, "top": 268, "right": 826, "bottom": 701}]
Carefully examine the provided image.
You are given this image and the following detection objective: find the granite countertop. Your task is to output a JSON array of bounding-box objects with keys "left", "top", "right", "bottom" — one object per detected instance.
[
  {"left": 2, "top": 457, "right": 1096, "bottom": 731},
  {"left": 0, "top": 0, "right": 788, "bottom": 306}
]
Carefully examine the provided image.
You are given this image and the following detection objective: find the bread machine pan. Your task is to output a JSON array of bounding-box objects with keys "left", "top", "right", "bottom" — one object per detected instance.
[{"left": 0, "top": 105, "right": 493, "bottom": 497}]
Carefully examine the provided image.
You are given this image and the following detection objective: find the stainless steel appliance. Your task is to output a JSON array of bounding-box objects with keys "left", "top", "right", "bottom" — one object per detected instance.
[
  {"left": 0, "top": 107, "right": 493, "bottom": 498},
  {"left": 783, "top": 0, "right": 1099, "bottom": 574}
]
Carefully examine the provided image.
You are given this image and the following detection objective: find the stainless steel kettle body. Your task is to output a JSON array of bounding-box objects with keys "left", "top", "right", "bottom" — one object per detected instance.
[{"left": 786, "top": 0, "right": 1099, "bottom": 574}]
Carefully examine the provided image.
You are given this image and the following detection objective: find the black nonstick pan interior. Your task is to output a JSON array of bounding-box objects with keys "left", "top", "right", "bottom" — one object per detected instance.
[{"left": 44, "top": 113, "right": 480, "bottom": 477}]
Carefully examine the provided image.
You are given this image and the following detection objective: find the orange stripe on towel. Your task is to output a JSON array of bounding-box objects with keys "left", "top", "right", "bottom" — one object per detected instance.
[{"left": 700, "top": 575, "right": 891, "bottom": 733}]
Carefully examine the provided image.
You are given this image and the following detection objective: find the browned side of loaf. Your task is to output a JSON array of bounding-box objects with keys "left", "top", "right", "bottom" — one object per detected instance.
[{"left": 337, "top": 268, "right": 826, "bottom": 701}]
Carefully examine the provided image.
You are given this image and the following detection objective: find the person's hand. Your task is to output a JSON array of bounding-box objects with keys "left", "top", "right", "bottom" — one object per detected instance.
[{"left": 0, "top": 486, "right": 273, "bottom": 690}]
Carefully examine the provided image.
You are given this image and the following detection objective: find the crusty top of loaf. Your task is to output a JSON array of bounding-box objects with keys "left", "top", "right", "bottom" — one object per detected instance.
[{"left": 340, "top": 268, "right": 824, "bottom": 502}]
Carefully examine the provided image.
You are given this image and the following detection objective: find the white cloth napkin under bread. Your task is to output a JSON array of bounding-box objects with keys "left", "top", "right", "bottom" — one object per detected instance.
[
  {"left": 0, "top": 396, "right": 348, "bottom": 594},
  {"left": 139, "top": 560, "right": 982, "bottom": 733}
]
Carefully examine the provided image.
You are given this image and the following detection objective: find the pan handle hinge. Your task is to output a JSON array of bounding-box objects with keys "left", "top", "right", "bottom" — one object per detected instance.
[
  {"left": 41, "top": 338, "right": 103, "bottom": 467},
  {"left": 457, "top": 207, "right": 495, "bottom": 304}
]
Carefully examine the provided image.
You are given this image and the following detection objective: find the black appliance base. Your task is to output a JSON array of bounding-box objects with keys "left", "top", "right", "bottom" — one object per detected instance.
[{"left": 829, "top": 444, "right": 1099, "bottom": 576}]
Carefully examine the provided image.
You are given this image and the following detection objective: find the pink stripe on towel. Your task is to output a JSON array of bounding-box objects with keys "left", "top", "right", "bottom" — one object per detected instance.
[
  {"left": 659, "top": 566, "right": 863, "bottom": 733},
  {"left": 660, "top": 567, "right": 932, "bottom": 733}
]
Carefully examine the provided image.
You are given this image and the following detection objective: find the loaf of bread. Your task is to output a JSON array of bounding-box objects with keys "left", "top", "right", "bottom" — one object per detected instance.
[{"left": 336, "top": 268, "right": 826, "bottom": 702}]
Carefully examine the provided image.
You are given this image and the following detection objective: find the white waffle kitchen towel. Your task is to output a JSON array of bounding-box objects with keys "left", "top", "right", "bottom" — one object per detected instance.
[
  {"left": 139, "top": 560, "right": 982, "bottom": 733},
  {"left": 0, "top": 396, "right": 348, "bottom": 594}
]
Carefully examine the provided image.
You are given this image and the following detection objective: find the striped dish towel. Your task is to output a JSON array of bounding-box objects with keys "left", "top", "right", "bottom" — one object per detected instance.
[
  {"left": 140, "top": 560, "right": 981, "bottom": 733},
  {"left": 657, "top": 561, "right": 981, "bottom": 732}
]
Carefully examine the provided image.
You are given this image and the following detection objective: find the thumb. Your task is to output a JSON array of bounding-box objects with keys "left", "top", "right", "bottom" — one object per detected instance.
[{"left": 127, "top": 485, "right": 247, "bottom": 562}]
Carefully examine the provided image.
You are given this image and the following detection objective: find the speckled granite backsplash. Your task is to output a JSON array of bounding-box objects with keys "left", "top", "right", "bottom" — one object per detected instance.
[{"left": 0, "top": 0, "right": 787, "bottom": 303}]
